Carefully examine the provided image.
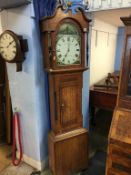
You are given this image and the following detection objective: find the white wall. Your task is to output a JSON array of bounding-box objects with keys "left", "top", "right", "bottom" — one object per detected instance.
[{"left": 90, "top": 18, "right": 118, "bottom": 86}]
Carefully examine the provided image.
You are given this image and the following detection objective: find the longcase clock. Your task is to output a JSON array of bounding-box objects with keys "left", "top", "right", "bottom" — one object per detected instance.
[
  {"left": 106, "top": 16, "right": 131, "bottom": 175},
  {"left": 40, "top": 6, "right": 91, "bottom": 175}
]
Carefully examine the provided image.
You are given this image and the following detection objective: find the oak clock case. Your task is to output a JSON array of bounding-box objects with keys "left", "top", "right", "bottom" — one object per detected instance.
[
  {"left": 40, "top": 6, "right": 90, "bottom": 175},
  {"left": 106, "top": 16, "right": 131, "bottom": 175},
  {"left": 41, "top": 8, "right": 90, "bottom": 133},
  {"left": 0, "top": 30, "right": 28, "bottom": 72},
  {"left": 41, "top": 8, "right": 89, "bottom": 72}
]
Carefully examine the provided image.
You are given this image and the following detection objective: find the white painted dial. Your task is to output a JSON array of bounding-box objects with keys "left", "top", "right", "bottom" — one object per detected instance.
[
  {"left": 56, "top": 35, "right": 80, "bottom": 65},
  {"left": 0, "top": 33, "right": 17, "bottom": 61}
]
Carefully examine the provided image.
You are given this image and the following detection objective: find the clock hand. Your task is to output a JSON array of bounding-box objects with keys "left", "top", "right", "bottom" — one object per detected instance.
[
  {"left": 7, "top": 40, "right": 14, "bottom": 48},
  {"left": 67, "top": 36, "right": 70, "bottom": 52},
  {"left": 64, "top": 53, "right": 68, "bottom": 58},
  {"left": 64, "top": 48, "right": 69, "bottom": 57},
  {"left": 64, "top": 46, "right": 69, "bottom": 58}
]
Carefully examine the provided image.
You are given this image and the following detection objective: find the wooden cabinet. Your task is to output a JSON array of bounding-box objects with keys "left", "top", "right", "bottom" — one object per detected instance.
[
  {"left": 106, "top": 109, "right": 131, "bottom": 175},
  {"left": 49, "top": 128, "right": 88, "bottom": 175},
  {"left": 106, "top": 16, "right": 131, "bottom": 175}
]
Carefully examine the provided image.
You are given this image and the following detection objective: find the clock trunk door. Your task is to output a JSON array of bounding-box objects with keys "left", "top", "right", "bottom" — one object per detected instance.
[
  {"left": 60, "top": 83, "right": 81, "bottom": 127},
  {"left": 55, "top": 73, "right": 83, "bottom": 132}
]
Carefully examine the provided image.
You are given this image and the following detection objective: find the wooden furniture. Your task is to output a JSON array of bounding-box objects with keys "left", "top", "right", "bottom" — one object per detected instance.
[
  {"left": 40, "top": 5, "right": 90, "bottom": 175},
  {"left": 106, "top": 16, "right": 131, "bottom": 175},
  {"left": 90, "top": 71, "right": 119, "bottom": 124},
  {"left": 5, "top": 67, "right": 12, "bottom": 144},
  {"left": 0, "top": 59, "right": 5, "bottom": 143},
  {"left": 49, "top": 128, "right": 88, "bottom": 175},
  {"left": 0, "top": 59, "right": 12, "bottom": 144}
]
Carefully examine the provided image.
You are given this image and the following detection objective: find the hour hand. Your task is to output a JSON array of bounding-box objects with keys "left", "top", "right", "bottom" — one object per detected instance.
[
  {"left": 64, "top": 48, "right": 69, "bottom": 57},
  {"left": 64, "top": 53, "right": 68, "bottom": 58}
]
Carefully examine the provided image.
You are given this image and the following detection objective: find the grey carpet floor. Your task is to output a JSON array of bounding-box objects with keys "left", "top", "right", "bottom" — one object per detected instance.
[{"left": 80, "top": 151, "right": 106, "bottom": 175}]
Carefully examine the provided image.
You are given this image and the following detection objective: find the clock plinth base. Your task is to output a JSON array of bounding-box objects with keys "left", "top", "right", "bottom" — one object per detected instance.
[{"left": 48, "top": 128, "right": 88, "bottom": 175}]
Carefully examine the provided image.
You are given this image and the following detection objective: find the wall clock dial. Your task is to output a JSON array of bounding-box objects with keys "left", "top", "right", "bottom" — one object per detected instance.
[
  {"left": 0, "top": 30, "right": 28, "bottom": 72},
  {"left": 0, "top": 33, "right": 17, "bottom": 61}
]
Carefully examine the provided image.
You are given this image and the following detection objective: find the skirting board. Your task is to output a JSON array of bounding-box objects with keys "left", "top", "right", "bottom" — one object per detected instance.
[{"left": 16, "top": 151, "right": 48, "bottom": 171}]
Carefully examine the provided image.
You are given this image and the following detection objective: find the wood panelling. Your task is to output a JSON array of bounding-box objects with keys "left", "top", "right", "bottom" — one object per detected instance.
[
  {"left": 0, "top": 59, "right": 12, "bottom": 144},
  {"left": 40, "top": 6, "right": 90, "bottom": 32},
  {"left": 106, "top": 141, "right": 131, "bottom": 175},
  {"left": 49, "top": 72, "right": 83, "bottom": 134},
  {"left": 0, "top": 59, "right": 5, "bottom": 142},
  {"left": 48, "top": 128, "right": 88, "bottom": 175},
  {"left": 5, "top": 67, "right": 12, "bottom": 144}
]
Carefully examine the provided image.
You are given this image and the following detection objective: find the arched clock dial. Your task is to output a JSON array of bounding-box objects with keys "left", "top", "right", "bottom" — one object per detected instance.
[{"left": 56, "top": 22, "right": 81, "bottom": 66}]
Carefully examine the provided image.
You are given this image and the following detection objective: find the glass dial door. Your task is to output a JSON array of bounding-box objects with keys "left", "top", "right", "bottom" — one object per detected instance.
[{"left": 56, "top": 22, "right": 81, "bottom": 66}]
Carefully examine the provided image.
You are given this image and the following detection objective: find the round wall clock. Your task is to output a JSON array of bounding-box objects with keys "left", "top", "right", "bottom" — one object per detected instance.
[{"left": 0, "top": 30, "right": 28, "bottom": 72}]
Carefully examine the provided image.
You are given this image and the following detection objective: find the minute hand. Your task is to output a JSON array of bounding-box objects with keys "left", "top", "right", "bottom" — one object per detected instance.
[
  {"left": 67, "top": 37, "right": 70, "bottom": 52},
  {"left": 7, "top": 40, "right": 14, "bottom": 48}
]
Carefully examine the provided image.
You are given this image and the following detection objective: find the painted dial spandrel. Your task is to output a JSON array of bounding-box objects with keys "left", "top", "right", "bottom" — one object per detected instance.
[
  {"left": 0, "top": 33, "right": 17, "bottom": 61},
  {"left": 56, "top": 23, "right": 81, "bottom": 65}
]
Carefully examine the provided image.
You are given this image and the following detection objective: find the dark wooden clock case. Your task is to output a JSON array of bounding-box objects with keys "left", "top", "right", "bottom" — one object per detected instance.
[
  {"left": 0, "top": 30, "right": 28, "bottom": 72},
  {"left": 40, "top": 6, "right": 90, "bottom": 72},
  {"left": 40, "top": 6, "right": 90, "bottom": 175},
  {"left": 106, "top": 16, "right": 131, "bottom": 175}
]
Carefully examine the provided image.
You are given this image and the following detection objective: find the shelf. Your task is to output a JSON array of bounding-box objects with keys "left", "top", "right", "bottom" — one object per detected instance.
[
  {"left": 45, "top": 67, "right": 89, "bottom": 74},
  {"left": 0, "top": 0, "right": 31, "bottom": 9}
]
